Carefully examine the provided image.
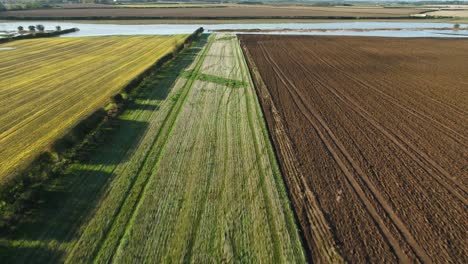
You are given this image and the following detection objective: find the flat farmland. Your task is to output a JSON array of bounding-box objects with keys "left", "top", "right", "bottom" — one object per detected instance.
[
  {"left": 426, "top": 10, "right": 468, "bottom": 18},
  {"left": 0, "top": 35, "right": 186, "bottom": 183},
  {"left": 0, "top": 34, "right": 305, "bottom": 262},
  {"left": 0, "top": 6, "right": 426, "bottom": 19},
  {"left": 240, "top": 35, "right": 467, "bottom": 262}
]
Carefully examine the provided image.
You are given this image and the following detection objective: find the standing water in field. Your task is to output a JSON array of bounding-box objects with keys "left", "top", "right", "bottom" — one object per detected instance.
[{"left": 0, "top": 21, "right": 467, "bottom": 38}]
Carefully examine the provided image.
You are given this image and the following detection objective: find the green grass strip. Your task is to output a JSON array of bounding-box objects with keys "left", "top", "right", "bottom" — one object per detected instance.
[
  {"left": 108, "top": 34, "right": 216, "bottom": 263},
  {"left": 181, "top": 70, "right": 247, "bottom": 88}
]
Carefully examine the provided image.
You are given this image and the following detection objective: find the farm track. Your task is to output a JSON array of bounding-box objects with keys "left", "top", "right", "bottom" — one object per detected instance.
[
  {"left": 0, "top": 34, "right": 306, "bottom": 263},
  {"left": 240, "top": 34, "right": 468, "bottom": 263},
  {"left": 0, "top": 35, "right": 186, "bottom": 183}
]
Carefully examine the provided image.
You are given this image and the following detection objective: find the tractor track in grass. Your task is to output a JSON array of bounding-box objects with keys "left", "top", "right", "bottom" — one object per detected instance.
[{"left": 99, "top": 34, "right": 216, "bottom": 264}]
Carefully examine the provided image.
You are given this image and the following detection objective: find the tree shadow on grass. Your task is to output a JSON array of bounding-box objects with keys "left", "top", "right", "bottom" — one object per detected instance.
[
  {"left": 0, "top": 168, "right": 113, "bottom": 263},
  {"left": 124, "top": 102, "right": 160, "bottom": 112},
  {"left": 0, "top": 241, "right": 58, "bottom": 264},
  {"left": 79, "top": 118, "right": 149, "bottom": 165},
  {"left": 133, "top": 34, "right": 208, "bottom": 103},
  {"left": 0, "top": 34, "right": 209, "bottom": 263}
]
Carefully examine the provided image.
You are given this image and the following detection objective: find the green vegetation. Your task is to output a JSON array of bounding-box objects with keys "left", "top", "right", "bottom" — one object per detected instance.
[
  {"left": 217, "top": 35, "right": 236, "bottom": 41},
  {"left": 181, "top": 70, "right": 247, "bottom": 88}
]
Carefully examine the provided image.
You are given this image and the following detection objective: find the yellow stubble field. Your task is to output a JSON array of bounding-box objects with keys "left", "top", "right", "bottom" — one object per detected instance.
[{"left": 0, "top": 35, "right": 187, "bottom": 183}]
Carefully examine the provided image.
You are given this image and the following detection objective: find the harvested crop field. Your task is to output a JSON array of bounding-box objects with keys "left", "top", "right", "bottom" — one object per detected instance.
[
  {"left": 0, "top": 34, "right": 305, "bottom": 262},
  {"left": 0, "top": 6, "right": 426, "bottom": 19},
  {"left": 0, "top": 35, "right": 186, "bottom": 183},
  {"left": 240, "top": 34, "right": 468, "bottom": 263}
]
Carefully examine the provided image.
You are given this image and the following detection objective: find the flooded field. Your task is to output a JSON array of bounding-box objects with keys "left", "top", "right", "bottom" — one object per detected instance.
[{"left": 0, "top": 21, "right": 467, "bottom": 37}]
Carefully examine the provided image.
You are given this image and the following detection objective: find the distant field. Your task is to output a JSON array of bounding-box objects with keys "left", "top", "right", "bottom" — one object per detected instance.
[
  {"left": 0, "top": 34, "right": 305, "bottom": 262},
  {"left": 56, "top": 3, "right": 227, "bottom": 9},
  {"left": 0, "top": 5, "right": 427, "bottom": 19},
  {"left": 17, "top": 18, "right": 463, "bottom": 25},
  {"left": 240, "top": 34, "right": 468, "bottom": 262},
  {"left": 56, "top": 3, "right": 117, "bottom": 9},
  {"left": 426, "top": 10, "right": 468, "bottom": 18},
  {"left": 0, "top": 35, "right": 186, "bottom": 183},
  {"left": 117, "top": 3, "right": 227, "bottom": 8}
]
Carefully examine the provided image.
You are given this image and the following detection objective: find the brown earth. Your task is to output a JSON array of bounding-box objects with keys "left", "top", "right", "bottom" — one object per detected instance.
[
  {"left": 239, "top": 34, "right": 468, "bottom": 263},
  {"left": 0, "top": 6, "right": 426, "bottom": 19}
]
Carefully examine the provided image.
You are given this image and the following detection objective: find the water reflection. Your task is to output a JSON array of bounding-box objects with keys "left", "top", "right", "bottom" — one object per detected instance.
[{"left": 0, "top": 21, "right": 467, "bottom": 38}]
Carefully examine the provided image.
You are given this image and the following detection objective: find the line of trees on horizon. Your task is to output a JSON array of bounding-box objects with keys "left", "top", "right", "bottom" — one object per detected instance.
[{"left": 16, "top": 24, "right": 63, "bottom": 33}]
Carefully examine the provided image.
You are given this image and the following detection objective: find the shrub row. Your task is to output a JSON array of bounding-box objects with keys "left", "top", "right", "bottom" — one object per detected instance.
[
  {"left": 0, "top": 28, "right": 78, "bottom": 44},
  {"left": 0, "top": 27, "right": 204, "bottom": 233}
]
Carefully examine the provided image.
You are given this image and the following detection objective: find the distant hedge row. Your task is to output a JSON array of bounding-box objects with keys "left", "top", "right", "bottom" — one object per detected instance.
[{"left": 0, "top": 28, "right": 78, "bottom": 44}]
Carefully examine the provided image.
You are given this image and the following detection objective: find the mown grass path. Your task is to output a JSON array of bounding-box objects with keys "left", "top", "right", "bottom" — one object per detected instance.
[{"left": 0, "top": 34, "right": 305, "bottom": 263}]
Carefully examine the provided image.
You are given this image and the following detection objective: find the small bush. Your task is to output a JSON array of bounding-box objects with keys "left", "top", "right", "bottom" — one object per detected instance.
[
  {"left": 36, "top": 24, "right": 45, "bottom": 32},
  {"left": 112, "top": 93, "right": 124, "bottom": 104}
]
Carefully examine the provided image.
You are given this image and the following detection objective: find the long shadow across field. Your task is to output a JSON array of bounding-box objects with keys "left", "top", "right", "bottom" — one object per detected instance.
[{"left": 0, "top": 34, "right": 208, "bottom": 263}]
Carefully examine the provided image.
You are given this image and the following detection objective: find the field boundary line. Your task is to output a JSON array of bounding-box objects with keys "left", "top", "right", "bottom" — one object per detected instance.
[
  {"left": 237, "top": 38, "right": 307, "bottom": 261},
  {"left": 233, "top": 37, "right": 284, "bottom": 261},
  {"left": 241, "top": 42, "right": 344, "bottom": 263}
]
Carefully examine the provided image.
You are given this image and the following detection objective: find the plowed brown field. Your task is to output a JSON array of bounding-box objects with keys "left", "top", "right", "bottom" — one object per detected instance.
[{"left": 239, "top": 35, "right": 468, "bottom": 263}]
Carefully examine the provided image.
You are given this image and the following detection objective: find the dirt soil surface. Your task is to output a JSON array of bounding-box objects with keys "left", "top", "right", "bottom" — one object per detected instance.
[
  {"left": 239, "top": 34, "right": 468, "bottom": 263},
  {"left": 0, "top": 6, "right": 425, "bottom": 19}
]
